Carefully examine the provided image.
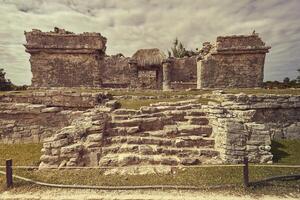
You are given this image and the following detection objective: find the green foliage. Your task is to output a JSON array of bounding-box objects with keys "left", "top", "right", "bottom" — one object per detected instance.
[
  {"left": 0, "top": 68, "right": 28, "bottom": 91},
  {"left": 0, "top": 68, "right": 14, "bottom": 91},
  {"left": 271, "top": 139, "right": 300, "bottom": 164},
  {"left": 283, "top": 77, "right": 290, "bottom": 84},
  {"left": 168, "top": 38, "right": 198, "bottom": 58}
]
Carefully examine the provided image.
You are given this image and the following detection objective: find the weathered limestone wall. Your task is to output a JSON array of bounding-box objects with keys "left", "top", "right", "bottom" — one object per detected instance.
[
  {"left": 102, "top": 56, "right": 133, "bottom": 88},
  {"left": 0, "top": 90, "right": 111, "bottom": 108},
  {"left": 171, "top": 57, "right": 197, "bottom": 82},
  {"left": 0, "top": 90, "right": 112, "bottom": 143},
  {"left": 25, "top": 28, "right": 106, "bottom": 87},
  {"left": 30, "top": 53, "right": 102, "bottom": 87},
  {"left": 203, "top": 93, "right": 300, "bottom": 163},
  {"left": 0, "top": 103, "right": 81, "bottom": 143},
  {"left": 40, "top": 107, "right": 109, "bottom": 168},
  {"left": 197, "top": 34, "right": 270, "bottom": 89},
  {"left": 25, "top": 28, "right": 271, "bottom": 90}
]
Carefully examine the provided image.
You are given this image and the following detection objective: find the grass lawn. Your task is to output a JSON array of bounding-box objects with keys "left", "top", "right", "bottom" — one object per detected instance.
[{"left": 0, "top": 139, "right": 300, "bottom": 194}]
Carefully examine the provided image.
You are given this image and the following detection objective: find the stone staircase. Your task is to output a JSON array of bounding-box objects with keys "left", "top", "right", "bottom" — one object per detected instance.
[{"left": 99, "top": 99, "right": 221, "bottom": 167}]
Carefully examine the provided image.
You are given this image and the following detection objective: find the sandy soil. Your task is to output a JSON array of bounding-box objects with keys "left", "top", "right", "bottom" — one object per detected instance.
[{"left": 0, "top": 188, "right": 299, "bottom": 200}]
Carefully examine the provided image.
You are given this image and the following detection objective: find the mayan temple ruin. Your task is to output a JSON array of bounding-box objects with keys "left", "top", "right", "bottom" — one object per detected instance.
[
  {"left": 0, "top": 27, "right": 299, "bottom": 173},
  {"left": 24, "top": 27, "right": 270, "bottom": 90}
]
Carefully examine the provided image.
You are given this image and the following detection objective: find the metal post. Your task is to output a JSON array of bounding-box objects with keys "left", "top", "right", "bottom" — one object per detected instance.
[
  {"left": 243, "top": 157, "right": 249, "bottom": 187},
  {"left": 6, "top": 159, "right": 13, "bottom": 188}
]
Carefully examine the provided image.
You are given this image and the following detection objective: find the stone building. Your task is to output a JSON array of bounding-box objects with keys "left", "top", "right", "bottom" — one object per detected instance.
[
  {"left": 24, "top": 28, "right": 270, "bottom": 89},
  {"left": 197, "top": 34, "right": 271, "bottom": 88}
]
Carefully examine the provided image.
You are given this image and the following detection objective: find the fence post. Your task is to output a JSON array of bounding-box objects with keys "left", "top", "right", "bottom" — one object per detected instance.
[
  {"left": 6, "top": 159, "right": 13, "bottom": 188},
  {"left": 243, "top": 157, "right": 249, "bottom": 187}
]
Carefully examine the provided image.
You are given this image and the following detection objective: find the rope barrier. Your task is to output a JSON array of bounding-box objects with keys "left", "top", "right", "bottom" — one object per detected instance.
[
  {"left": 0, "top": 164, "right": 245, "bottom": 169},
  {"left": 0, "top": 164, "right": 299, "bottom": 169},
  {"left": 0, "top": 170, "right": 237, "bottom": 190}
]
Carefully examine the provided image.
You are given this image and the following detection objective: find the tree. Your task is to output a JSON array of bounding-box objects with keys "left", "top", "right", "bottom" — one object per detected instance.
[
  {"left": 297, "top": 69, "right": 300, "bottom": 84},
  {"left": 0, "top": 68, "right": 14, "bottom": 91},
  {"left": 168, "top": 38, "right": 188, "bottom": 58},
  {"left": 283, "top": 77, "right": 290, "bottom": 84}
]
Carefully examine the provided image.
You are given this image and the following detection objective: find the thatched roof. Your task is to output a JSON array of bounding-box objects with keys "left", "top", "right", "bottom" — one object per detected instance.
[{"left": 132, "top": 48, "right": 166, "bottom": 67}]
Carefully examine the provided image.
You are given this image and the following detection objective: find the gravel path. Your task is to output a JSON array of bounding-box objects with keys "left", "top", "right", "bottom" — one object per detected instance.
[{"left": 0, "top": 189, "right": 299, "bottom": 200}]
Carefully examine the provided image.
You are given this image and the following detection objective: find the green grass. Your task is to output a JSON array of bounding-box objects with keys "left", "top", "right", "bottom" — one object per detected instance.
[
  {"left": 0, "top": 143, "right": 42, "bottom": 166},
  {"left": 0, "top": 140, "right": 300, "bottom": 194},
  {"left": 271, "top": 139, "right": 300, "bottom": 164}
]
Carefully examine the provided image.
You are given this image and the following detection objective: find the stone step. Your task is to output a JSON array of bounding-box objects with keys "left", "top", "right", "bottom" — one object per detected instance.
[
  {"left": 112, "top": 109, "right": 139, "bottom": 115},
  {"left": 186, "top": 109, "right": 206, "bottom": 116},
  {"left": 106, "top": 126, "right": 141, "bottom": 136},
  {"left": 150, "top": 99, "right": 199, "bottom": 107},
  {"left": 105, "top": 135, "right": 214, "bottom": 148},
  {"left": 111, "top": 114, "right": 130, "bottom": 121},
  {"left": 110, "top": 116, "right": 175, "bottom": 131},
  {"left": 177, "top": 124, "right": 212, "bottom": 136},
  {"left": 110, "top": 118, "right": 142, "bottom": 127},
  {"left": 102, "top": 144, "right": 219, "bottom": 157},
  {"left": 184, "top": 116, "right": 209, "bottom": 125},
  {"left": 99, "top": 153, "right": 208, "bottom": 166}
]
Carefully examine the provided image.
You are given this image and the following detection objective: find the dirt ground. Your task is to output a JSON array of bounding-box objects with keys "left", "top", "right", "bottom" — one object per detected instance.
[{"left": 0, "top": 188, "right": 299, "bottom": 200}]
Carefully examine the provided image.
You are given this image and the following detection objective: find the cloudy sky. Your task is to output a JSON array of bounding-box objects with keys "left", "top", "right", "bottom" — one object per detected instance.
[{"left": 0, "top": 0, "right": 300, "bottom": 85}]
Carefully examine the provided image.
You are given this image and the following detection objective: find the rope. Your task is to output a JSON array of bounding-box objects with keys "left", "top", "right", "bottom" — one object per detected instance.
[
  {"left": 251, "top": 174, "right": 300, "bottom": 186},
  {"left": 0, "top": 164, "right": 245, "bottom": 169},
  {"left": 249, "top": 164, "right": 300, "bottom": 168},
  {"left": 0, "top": 163, "right": 299, "bottom": 170},
  {"left": 0, "top": 170, "right": 237, "bottom": 190}
]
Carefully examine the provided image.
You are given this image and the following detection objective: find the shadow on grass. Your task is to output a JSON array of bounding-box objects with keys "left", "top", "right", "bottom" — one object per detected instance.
[{"left": 271, "top": 140, "right": 290, "bottom": 163}]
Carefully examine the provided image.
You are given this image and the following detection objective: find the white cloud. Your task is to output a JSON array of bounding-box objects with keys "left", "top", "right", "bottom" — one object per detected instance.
[{"left": 0, "top": 0, "right": 300, "bottom": 85}]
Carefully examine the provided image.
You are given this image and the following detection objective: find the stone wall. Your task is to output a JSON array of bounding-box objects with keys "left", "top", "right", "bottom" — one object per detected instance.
[
  {"left": 102, "top": 56, "right": 133, "bottom": 88},
  {"left": 0, "top": 90, "right": 111, "bottom": 109},
  {"left": 25, "top": 28, "right": 106, "bottom": 87},
  {"left": 40, "top": 107, "right": 109, "bottom": 168},
  {"left": 30, "top": 53, "right": 102, "bottom": 87},
  {"left": 197, "top": 34, "right": 270, "bottom": 89},
  {"left": 25, "top": 28, "right": 271, "bottom": 90},
  {"left": 0, "top": 89, "right": 112, "bottom": 143},
  {"left": 171, "top": 57, "right": 197, "bottom": 83},
  {"left": 203, "top": 93, "right": 300, "bottom": 163},
  {"left": 0, "top": 103, "right": 81, "bottom": 143}
]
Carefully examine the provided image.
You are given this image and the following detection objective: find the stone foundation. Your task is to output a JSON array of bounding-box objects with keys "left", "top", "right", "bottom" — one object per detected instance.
[
  {"left": 197, "top": 34, "right": 270, "bottom": 89},
  {"left": 0, "top": 102, "right": 81, "bottom": 143},
  {"left": 0, "top": 89, "right": 111, "bottom": 109},
  {"left": 203, "top": 92, "right": 300, "bottom": 163}
]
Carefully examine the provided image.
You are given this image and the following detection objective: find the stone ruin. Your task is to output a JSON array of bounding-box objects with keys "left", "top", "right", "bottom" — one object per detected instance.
[
  {"left": 1, "top": 28, "right": 297, "bottom": 174},
  {"left": 24, "top": 28, "right": 270, "bottom": 90},
  {"left": 0, "top": 89, "right": 299, "bottom": 173}
]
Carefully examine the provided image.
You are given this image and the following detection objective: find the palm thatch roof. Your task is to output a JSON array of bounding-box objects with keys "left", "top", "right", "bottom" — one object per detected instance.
[{"left": 132, "top": 48, "right": 166, "bottom": 67}]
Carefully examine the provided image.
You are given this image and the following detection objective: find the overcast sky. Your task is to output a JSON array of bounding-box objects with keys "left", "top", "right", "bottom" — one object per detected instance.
[{"left": 0, "top": 0, "right": 300, "bottom": 85}]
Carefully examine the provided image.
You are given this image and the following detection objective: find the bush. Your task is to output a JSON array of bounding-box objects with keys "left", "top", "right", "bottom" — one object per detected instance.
[{"left": 0, "top": 68, "right": 28, "bottom": 91}]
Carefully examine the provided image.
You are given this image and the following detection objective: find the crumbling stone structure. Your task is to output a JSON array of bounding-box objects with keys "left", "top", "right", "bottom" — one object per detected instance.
[
  {"left": 25, "top": 28, "right": 106, "bottom": 87},
  {"left": 0, "top": 89, "right": 299, "bottom": 170},
  {"left": 197, "top": 34, "right": 271, "bottom": 88},
  {"left": 25, "top": 28, "right": 270, "bottom": 89},
  {"left": 37, "top": 93, "right": 300, "bottom": 169}
]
